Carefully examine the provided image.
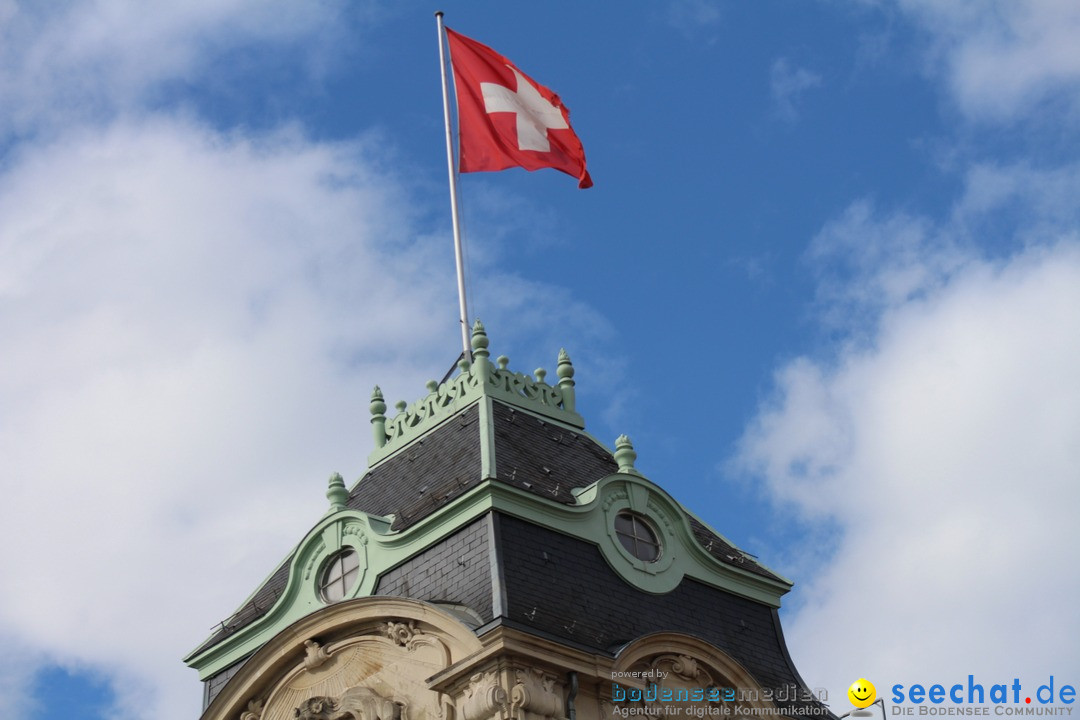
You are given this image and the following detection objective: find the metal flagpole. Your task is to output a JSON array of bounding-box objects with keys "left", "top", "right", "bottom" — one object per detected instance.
[{"left": 435, "top": 11, "right": 472, "bottom": 362}]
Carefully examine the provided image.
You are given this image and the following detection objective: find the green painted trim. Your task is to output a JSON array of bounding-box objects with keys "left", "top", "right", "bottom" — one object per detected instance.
[
  {"left": 185, "top": 468, "right": 791, "bottom": 679},
  {"left": 367, "top": 367, "right": 479, "bottom": 467},
  {"left": 485, "top": 475, "right": 792, "bottom": 600},
  {"left": 365, "top": 393, "right": 484, "bottom": 474},
  {"left": 185, "top": 482, "right": 501, "bottom": 678},
  {"left": 482, "top": 361, "right": 585, "bottom": 427},
  {"left": 479, "top": 396, "right": 496, "bottom": 480},
  {"left": 367, "top": 335, "right": 583, "bottom": 468}
]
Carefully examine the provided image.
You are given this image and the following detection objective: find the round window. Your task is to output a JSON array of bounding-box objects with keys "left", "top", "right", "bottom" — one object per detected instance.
[
  {"left": 614, "top": 512, "right": 661, "bottom": 562},
  {"left": 319, "top": 548, "right": 360, "bottom": 603}
]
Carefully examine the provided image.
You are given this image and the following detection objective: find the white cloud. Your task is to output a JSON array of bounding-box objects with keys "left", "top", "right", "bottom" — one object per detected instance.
[
  {"left": 888, "top": 0, "right": 1080, "bottom": 122},
  {"left": 0, "top": 1, "right": 626, "bottom": 720},
  {"left": 0, "top": 2, "right": 624, "bottom": 716},
  {"left": 771, "top": 58, "right": 823, "bottom": 122},
  {"left": 807, "top": 201, "right": 967, "bottom": 330},
  {"left": 734, "top": 168, "right": 1080, "bottom": 700},
  {"left": 0, "top": 116, "right": 457, "bottom": 719},
  {"left": 0, "top": 635, "right": 40, "bottom": 718},
  {"left": 0, "top": 0, "right": 356, "bottom": 138},
  {"left": 667, "top": 0, "right": 723, "bottom": 37},
  {"left": 0, "top": 112, "right": 616, "bottom": 719},
  {"left": 954, "top": 161, "right": 1080, "bottom": 238}
]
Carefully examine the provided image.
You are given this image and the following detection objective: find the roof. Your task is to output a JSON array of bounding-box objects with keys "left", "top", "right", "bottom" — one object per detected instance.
[
  {"left": 495, "top": 512, "right": 823, "bottom": 714},
  {"left": 191, "top": 322, "right": 785, "bottom": 659}
]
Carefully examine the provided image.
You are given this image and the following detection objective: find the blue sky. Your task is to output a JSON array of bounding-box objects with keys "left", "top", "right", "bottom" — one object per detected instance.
[{"left": 1, "top": 2, "right": 1079, "bottom": 719}]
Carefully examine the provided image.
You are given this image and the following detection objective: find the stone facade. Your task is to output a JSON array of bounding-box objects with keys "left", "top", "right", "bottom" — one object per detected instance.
[{"left": 203, "top": 597, "right": 803, "bottom": 720}]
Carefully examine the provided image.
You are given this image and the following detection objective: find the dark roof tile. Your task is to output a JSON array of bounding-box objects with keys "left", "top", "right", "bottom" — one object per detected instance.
[
  {"left": 348, "top": 404, "right": 482, "bottom": 528},
  {"left": 492, "top": 400, "right": 617, "bottom": 501}
]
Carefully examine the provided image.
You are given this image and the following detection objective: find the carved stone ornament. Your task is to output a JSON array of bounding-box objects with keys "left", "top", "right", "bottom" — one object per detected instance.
[
  {"left": 459, "top": 671, "right": 508, "bottom": 720},
  {"left": 294, "top": 687, "right": 404, "bottom": 720},
  {"left": 240, "top": 698, "right": 265, "bottom": 720},
  {"left": 645, "top": 498, "right": 675, "bottom": 535},
  {"left": 303, "top": 639, "right": 331, "bottom": 671},
  {"left": 382, "top": 619, "right": 420, "bottom": 647},
  {"left": 601, "top": 489, "right": 629, "bottom": 511},
  {"left": 303, "top": 542, "right": 328, "bottom": 580},
  {"left": 649, "top": 653, "right": 712, "bottom": 686},
  {"left": 510, "top": 667, "right": 563, "bottom": 720},
  {"left": 295, "top": 697, "right": 339, "bottom": 720},
  {"left": 342, "top": 522, "right": 368, "bottom": 544},
  {"left": 671, "top": 655, "right": 699, "bottom": 681}
]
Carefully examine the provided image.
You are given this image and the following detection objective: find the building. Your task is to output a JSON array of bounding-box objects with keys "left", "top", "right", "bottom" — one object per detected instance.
[{"left": 183, "top": 321, "right": 829, "bottom": 720}]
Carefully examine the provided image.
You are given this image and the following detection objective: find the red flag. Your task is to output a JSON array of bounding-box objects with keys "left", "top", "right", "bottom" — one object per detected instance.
[{"left": 446, "top": 27, "right": 592, "bottom": 189}]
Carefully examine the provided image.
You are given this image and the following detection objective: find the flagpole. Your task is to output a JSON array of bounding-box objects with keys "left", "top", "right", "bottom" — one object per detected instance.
[{"left": 435, "top": 11, "right": 472, "bottom": 362}]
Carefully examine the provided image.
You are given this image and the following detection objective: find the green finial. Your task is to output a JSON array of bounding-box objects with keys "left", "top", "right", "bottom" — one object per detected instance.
[
  {"left": 426, "top": 379, "right": 438, "bottom": 393},
  {"left": 497, "top": 355, "right": 510, "bottom": 370},
  {"left": 557, "top": 349, "right": 574, "bottom": 380},
  {"left": 534, "top": 368, "right": 547, "bottom": 384},
  {"left": 370, "top": 386, "right": 386, "bottom": 415},
  {"left": 556, "top": 349, "right": 576, "bottom": 412},
  {"left": 395, "top": 400, "right": 407, "bottom": 413},
  {"left": 471, "top": 319, "right": 490, "bottom": 357},
  {"left": 326, "top": 472, "right": 348, "bottom": 511},
  {"left": 469, "top": 319, "right": 491, "bottom": 381},
  {"left": 614, "top": 435, "right": 639, "bottom": 474},
  {"left": 370, "top": 386, "right": 387, "bottom": 448}
]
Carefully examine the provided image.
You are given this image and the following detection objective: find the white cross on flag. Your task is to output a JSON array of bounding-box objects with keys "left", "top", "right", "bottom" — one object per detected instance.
[{"left": 446, "top": 27, "right": 592, "bottom": 189}]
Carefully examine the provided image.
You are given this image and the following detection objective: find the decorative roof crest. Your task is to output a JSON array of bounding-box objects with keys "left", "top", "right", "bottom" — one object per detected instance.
[
  {"left": 614, "top": 435, "right": 641, "bottom": 475},
  {"left": 325, "top": 473, "right": 348, "bottom": 512},
  {"left": 368, "top": 320, "right": 584, "bottom": 466}
]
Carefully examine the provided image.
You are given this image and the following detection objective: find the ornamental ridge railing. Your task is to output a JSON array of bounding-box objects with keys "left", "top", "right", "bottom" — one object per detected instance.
[{"left": 367, "top": 320, "right": 583, "bottom": 466}]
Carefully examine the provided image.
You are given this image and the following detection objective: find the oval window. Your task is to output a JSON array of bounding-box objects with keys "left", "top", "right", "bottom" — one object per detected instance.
[
  {"left": 614, "top": 512, "right": 661, "bottom": 562},
  {"left": 319, "top": 548, "right": 360, "bottom": 603}
]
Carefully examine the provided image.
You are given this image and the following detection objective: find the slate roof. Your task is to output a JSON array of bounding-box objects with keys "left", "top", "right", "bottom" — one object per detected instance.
[
  {"left": 490, "top": 400, "right": 619, "bottom": 501},
  {"left": 495, "top": 512, "right": 824, "bottom": 714},
  {"left": 688, "top": 515, "right": 780, "bottom": 581},
  {"left": 346, "top": 404, "right": 483, "bottom": 529},
  {"left": 373, "top": 515, "right": 494, "bottom": 622},
  {"left": 196, "top": 396, "right": 781, "bottom": 655}
]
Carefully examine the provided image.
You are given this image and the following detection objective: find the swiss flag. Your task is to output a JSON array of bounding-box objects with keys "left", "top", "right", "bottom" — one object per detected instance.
[{"left": 446, "top": 27, "right": 592, "bottom": 189}]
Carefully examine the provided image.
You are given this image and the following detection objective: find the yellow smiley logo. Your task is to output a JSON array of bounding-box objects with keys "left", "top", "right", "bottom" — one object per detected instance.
[{"left": 848, "top": 678, "right": 877, "bottom": 708}]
